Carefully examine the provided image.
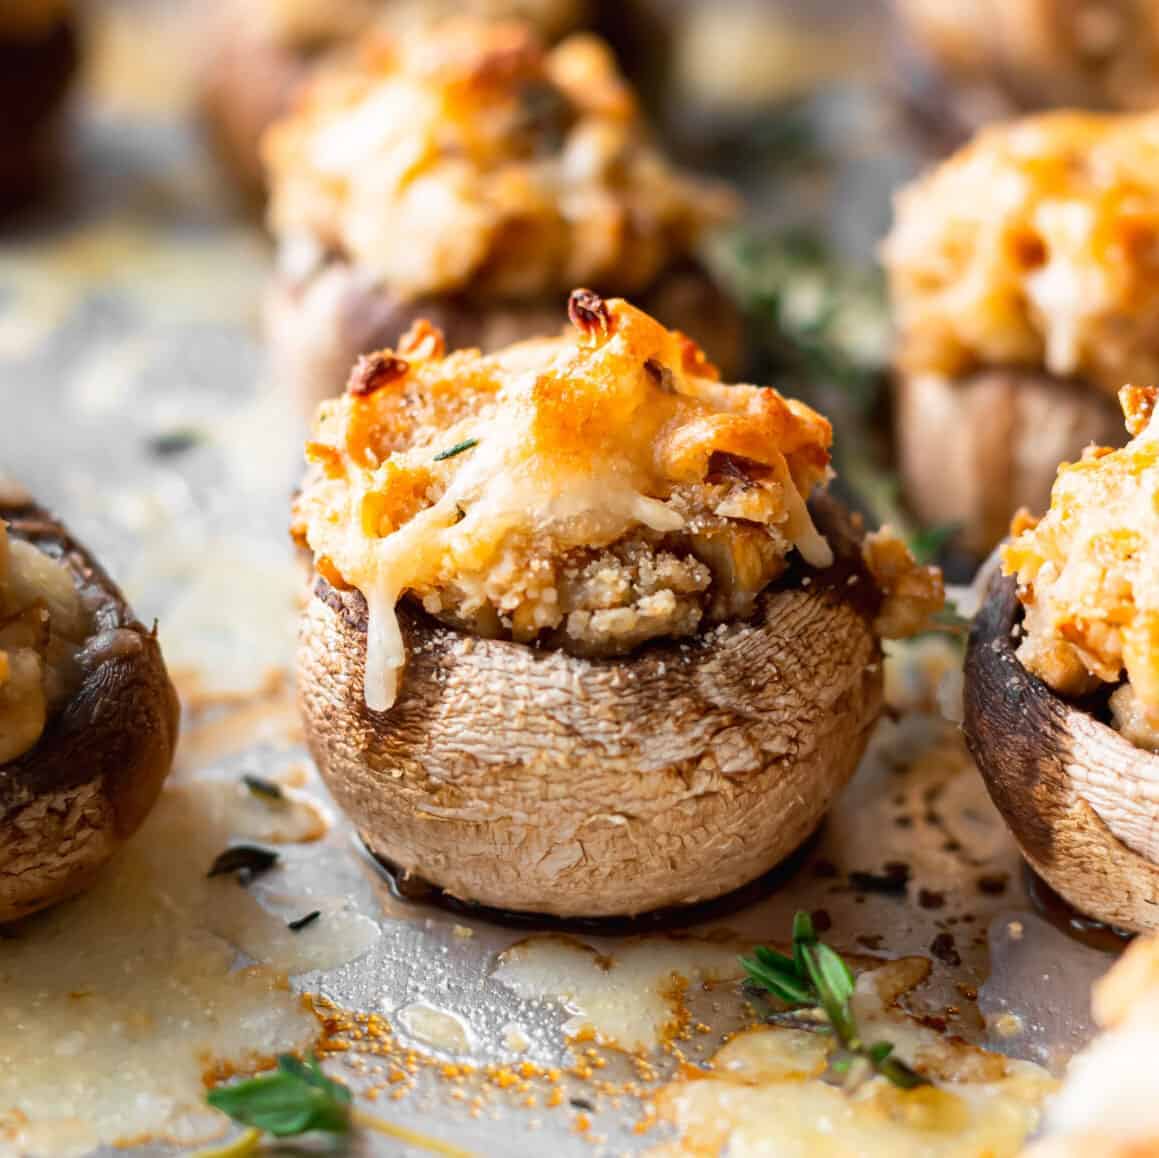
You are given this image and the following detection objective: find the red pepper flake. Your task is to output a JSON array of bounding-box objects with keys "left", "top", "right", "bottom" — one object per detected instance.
[
  {"left": 347, "top": 352, "right": 410, "bottom": 397},
  {"left": 568, "top": 288, "right": 612, "bottom": 340}
]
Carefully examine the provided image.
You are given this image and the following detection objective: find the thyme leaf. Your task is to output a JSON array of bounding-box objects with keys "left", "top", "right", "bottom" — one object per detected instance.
[
  {"left": 207, "top": 1053, "right": 351, "bottom": 1138},
  {"left": 241, "top": 774, "right": 285, "bottom": 803},
  {"left": 433, "top": 438, "right": 478, "bottom": 462},
  {"left": 740, "top": 911, "right": 929, "bottom": 1092}
]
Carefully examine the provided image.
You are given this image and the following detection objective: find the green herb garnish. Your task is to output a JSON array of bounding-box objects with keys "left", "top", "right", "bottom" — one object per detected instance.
[
  {"left": 202, "top": 1054, "right": 474, "bottom": 1157},
  {"left": 242, "top": 774, "right": 285, "bottom": 803},
  {"left": 207, "top": 1054, "right": 352, "bottom": 1138},
  {"left": 741, "top": 911, "right": 929, "bottom": 1091},
  {"left": 433, "top": 438, "right": 478, "bottom": 462},
  {"left": 908, "top": 523, "right": 960, "bottom": 566},
  {"left": 287, "top": 909, "right": 321, "bottom": 932}
]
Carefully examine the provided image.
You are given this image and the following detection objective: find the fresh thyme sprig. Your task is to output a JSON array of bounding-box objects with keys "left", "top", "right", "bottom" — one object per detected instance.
[
  {"left": 433, "top": 437, "right": 478, "bottom": 462},
  {"left": 741, "top": 912, "right": 929, "bottom": 1091},
  {"left": 200, "top": 1053, "right": 474, "bottom": 1157}
]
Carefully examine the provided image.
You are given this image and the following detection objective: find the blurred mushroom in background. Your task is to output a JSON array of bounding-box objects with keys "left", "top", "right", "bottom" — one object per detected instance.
[
  {"left": 198, "top": 0, "right": 588, "bottom": 201},
  {"left": 881, "top": 108, "right": 1155, "bottom": 557},
  {"left": 893, "top": 0, "right": 1159, "bottom": 146},
  {"left": 0, "top": 0, "right": 79, "bottom": 217},
  {"left": 261, "top": 16, "right": 742, "bottom": 413}
]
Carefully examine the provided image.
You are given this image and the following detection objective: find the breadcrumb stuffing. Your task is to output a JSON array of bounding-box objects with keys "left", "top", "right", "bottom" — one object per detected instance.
[
  {"left": 884, "top": 110, "right": 1159, "bottom": 395},
  {"left": 1004, "top": 384, "right": 1159, "bottom": 748},
  {"left": 295, "top": 295, "right": 840, "bottom": 663},
  {"left": 263, "top": 19, "right": 735, "bottom": 302}
]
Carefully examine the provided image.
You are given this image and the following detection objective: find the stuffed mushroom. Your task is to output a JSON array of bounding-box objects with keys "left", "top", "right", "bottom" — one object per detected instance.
[
  {"left": 0, "top": 487, "right": 179, "bottom": 922},
  {"left": 882, "top": 109, "right": 1155, "bottom": 556},
  {"left": 0, "top": 0, "right": 78, "bottom": 216},
  {"left": 964, "top": 385, "right": 1159, "bottom": 932},
  {"left": 261, "top": 18, "right": 743, "bottom": 415},
  {"left": 293, "top": 291, "right": 943, "bottom": 918},
  {"left": 199, "top": 0, "right": 586, "bottom": 201}
]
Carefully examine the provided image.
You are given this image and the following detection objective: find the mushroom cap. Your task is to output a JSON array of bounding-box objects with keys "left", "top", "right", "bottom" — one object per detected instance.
[
  {"left": 895, "top": 368, "right": 1123, "bottom": 557},
  {"left": 0, "top": 499, "right": 180, "bottom": 922},
  {"left": 964, "top": 571, "right": 1159, "bottom": 933},
  {"left": 298, "top": 499, "right": 884, "bottom": 918}
]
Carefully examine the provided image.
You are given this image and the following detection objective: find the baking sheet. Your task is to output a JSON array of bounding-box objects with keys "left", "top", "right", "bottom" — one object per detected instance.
[{"left": 0, "top": 3, "right": 1118, "bottom": 1155}]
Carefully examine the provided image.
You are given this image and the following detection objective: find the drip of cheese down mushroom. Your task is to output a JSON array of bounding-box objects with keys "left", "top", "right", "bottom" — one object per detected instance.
[{"left": 293, "top": 293, "right": 844, "bottom": 711}]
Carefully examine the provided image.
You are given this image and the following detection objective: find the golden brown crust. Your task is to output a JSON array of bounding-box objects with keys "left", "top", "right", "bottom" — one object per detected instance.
[
  {"left": 199, "top": 0, "right": 588, "bottom": 199},
  {"left": 292, "top": 294, "right": 843, "bottom": 712},
  {"left": 1003, "top": 386, "right": 1159, "bottom": 741},
  {"left": 0, "top": 499, "right": 180, "bottom": 922},
  {"left": 298, "top": 496, "right": 885, "bottom": 918},
  {"left": 265, "top": 258, "right": 746, "bottom": 414},
  {"left": 884, "top": 109, "right": 1159, "bottom": 397},
  {"left": 263, "top": 20, "right": 736, "bottom": 302}
]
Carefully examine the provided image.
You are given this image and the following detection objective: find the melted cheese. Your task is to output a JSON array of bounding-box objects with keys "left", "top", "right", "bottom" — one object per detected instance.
[
  {"left": 1004, "top": 385, "right": 1159, "bottom": 737},
  {"left": 650, "top": 967, "right": 1055, "bottom": 1158},
  {"left": 263, "top": 19, "right": 734, "bottom": 301},
  {"left": 884, "top": 110, "right": 1159, "bottom": 395},
  {"left": 295, "top": 297, "right": 835, "bottom": 709}
]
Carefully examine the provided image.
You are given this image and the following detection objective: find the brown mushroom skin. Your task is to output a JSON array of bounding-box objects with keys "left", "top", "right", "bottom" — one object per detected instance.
[
  {"left": 0, "top": 499, "right": 180, "bottom": 923},
  {"left": 0, "top": 14, "right": 78, "bottom": 217},
  {"left": 964, "top": 572, "right": 1159, "bottom": 933},
  {"left": 896, "top": 368, "right": 1124, "bottom": 558},
  {"left": 199, "top": 27, "right": 306, "bottom": 204},
  {"left": 267, "top": 259, "right": 747, "bottom": 415},
  {"left": 298, "top": 500, "right": 884, "bottom": 919},
  {"left": 891, "top": 0, "right": 1159, "bottom": 151}
]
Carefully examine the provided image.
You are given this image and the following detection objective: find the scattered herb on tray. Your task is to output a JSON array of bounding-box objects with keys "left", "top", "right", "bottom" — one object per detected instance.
[
  {"left": 849, "top": 861, "right": 911, "bottom": 895},
  {"left": 207, "top": 844, "right": 279, "bottom": 883},
  {"left": 146, "top": 427, "right": 204, "bottom": 458},
  {"left": 200, "top": 1053, "right": 472, "bottom": 1157},
  {"left": 241, "top": 774, "right": 285, "bottom": 803},
  {"left": 741, "top": 911, "right": 929, "bottom": 1091},
  {"left": 433, "top": 437, "right": 478, "bottom": 462}
]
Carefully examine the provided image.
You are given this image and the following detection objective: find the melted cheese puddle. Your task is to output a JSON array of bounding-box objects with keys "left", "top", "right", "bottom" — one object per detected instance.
[
  {"left": 0, "top": 776, "right": 377, "bottom": 1156},
  {"left": 492, "top": 934, "right": 744, "bottom": 1051},
  {"left": 649, "top": 970, "right": 1055, "bottom": 1158},
  {"left": 396, "top": 1004, "right": 475, "bottom": 1055}
]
